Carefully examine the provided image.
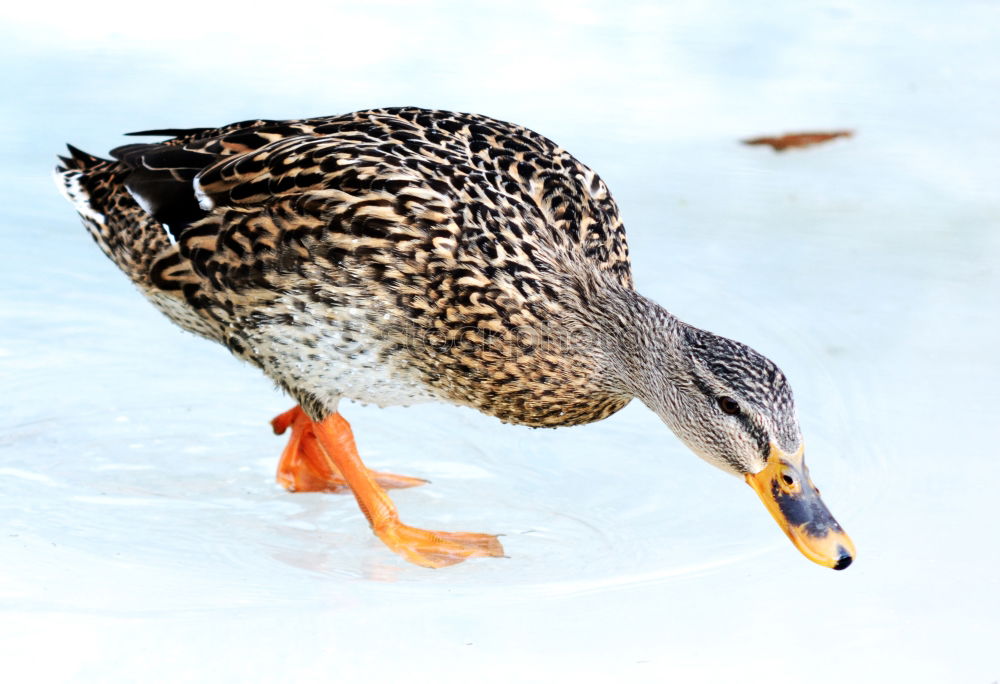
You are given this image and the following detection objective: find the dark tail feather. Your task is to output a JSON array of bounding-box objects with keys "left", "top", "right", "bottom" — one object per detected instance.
[
  {"left": 125, "top": 127, "right": 213, "bottom": 138},
  {"left": 54, "top": 144, "right": 173, "bottom": 287},
  {"left": 58, "top": 143, "right": 112, "bottom": 171}
]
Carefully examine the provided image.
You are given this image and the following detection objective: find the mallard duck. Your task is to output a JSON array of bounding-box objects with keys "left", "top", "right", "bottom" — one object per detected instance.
[{"left": 56, "top": 107, "right": 855, "bottom": 570}]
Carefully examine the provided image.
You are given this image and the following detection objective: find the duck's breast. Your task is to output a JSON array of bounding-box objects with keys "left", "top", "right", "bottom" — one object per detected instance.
[{"left": 239, "top": 296, "right": 441, "bottom": 410}]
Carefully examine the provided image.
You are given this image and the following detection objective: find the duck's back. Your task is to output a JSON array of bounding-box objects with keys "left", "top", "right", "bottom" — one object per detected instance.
[{"left": 57, "top": 108, "right": 634, "bottom": 425}]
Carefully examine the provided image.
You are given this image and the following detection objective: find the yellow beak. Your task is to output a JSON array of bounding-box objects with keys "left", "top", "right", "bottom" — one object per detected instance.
[{"left": 745, "top": 444, "right": 856, "bottom": 570}]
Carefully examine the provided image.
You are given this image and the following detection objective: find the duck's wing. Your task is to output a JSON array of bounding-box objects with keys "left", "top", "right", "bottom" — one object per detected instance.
[
  {"left": 119, "top": 109, "right": 632, "bottom": 330},
  {"left": 131, "top": 108, "right": 632, "bottom": 287},
  {"left": 109, "top": 119, "right": 326, "bottom": 231},
  {"left": 113, "top": 136, "right": 459, "bottom": 360}
]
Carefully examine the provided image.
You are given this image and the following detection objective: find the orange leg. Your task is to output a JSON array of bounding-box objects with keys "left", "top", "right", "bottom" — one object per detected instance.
[
  {"left": 272, "top": 406, "right": 427, "bottom": 492},
  {"left": 274, "top": 406, "right": 505, "bottom": 568}
]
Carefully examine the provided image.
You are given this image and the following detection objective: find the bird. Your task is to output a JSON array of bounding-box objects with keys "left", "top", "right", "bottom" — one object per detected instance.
[{"left": 55, "top": 107, "right": 855, "bottom": 570}]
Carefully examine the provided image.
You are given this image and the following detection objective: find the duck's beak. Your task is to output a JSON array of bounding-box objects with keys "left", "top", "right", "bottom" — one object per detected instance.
[{"left": 745, "top": 444, "right": 856, "bottom": 570}]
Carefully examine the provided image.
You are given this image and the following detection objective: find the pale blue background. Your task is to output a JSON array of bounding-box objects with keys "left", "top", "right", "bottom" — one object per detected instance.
[{"left": 1, "top": 1, "right": 998, "bottom": 681}]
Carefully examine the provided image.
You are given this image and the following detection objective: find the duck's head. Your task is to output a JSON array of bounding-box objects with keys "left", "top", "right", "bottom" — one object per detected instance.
[{"left": 621, "top": 307, "right": 856, "bottom": 570}]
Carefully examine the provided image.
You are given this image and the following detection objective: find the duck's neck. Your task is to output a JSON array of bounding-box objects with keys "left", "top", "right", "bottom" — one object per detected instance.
[{"left": 579, "top": 285, "right": 688, "bottom": 407}]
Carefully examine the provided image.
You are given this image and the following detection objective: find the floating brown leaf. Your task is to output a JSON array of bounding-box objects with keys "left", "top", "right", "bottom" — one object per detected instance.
[{"left": 742, "top": 130, "right": 854, "bottom": 152}]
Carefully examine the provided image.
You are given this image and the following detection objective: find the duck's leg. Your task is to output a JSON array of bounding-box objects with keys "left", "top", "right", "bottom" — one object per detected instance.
[
  {"left": 272, "top": 405, "right": 426, "bottom": 492},
  {"left": 299, "top": 409, "right": 505, "bottom": 568}
]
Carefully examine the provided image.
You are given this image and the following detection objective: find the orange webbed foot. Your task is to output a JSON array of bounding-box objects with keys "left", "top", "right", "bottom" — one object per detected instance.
[
  {"left": 272, "top": 406, "right": 427, "bottom": 493},
  {"left": 273, "top": 405, "right": 506, "bottom": 568},
  {"left": 375, "top": 522, "right": 505, "bottom": 569}
]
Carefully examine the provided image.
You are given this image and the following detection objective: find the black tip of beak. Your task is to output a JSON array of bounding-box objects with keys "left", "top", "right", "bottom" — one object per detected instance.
[{"left": 833, "top": 546, "right": 853, "bottom": 570}]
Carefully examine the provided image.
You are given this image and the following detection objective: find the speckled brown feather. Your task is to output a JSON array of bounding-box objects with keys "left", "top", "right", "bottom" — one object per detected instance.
[{"left": 57, "top": 108, "right": 635, "bottom": 426}]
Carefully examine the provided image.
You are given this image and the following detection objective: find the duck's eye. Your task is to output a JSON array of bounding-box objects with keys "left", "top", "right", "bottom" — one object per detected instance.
[{"left": 717, "top": 396, "right": 740, "bottom": 415}]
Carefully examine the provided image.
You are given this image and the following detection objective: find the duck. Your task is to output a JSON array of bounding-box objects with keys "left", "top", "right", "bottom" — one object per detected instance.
[{"left": 55, "top": 107, "right": 855, "bottom": 570}]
